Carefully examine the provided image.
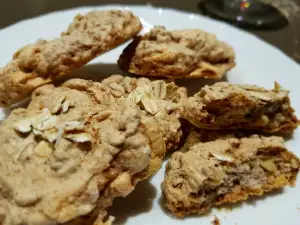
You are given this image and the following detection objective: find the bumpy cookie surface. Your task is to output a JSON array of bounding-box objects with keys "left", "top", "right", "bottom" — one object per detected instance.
[
  {"left": 30, "top": 79, "right": 166, "bottom": 179},
  {"left": 184, "top": 82, "right": 299, "bottom": 133},
  {"left": 0, "top": 10, "right": 142, "bottom": 107},
  {"left": 162, "top": 135, "right": 300, "bottom": 217},
  {"left": 118, "top": 26, "right": 235, "bottom": 79},
  {"left": 100, "top": 75, "right": 188, "bottom": 151},
  {"left": 0, "top": 80, "right": 165, "bottom": 225}
]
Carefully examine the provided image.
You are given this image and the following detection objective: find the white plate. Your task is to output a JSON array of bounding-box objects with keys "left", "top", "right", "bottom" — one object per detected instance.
[{"left": 0, "top": 5, "right": 300, "bottom": 225}]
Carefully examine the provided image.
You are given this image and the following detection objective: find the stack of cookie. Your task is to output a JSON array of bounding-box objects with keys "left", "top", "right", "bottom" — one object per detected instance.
[
  {"left": 0, "top": 10, "right": 298, "bottom": 225},
  {"left": 162, "top": 82, "right": 299, "bottom": 217}
]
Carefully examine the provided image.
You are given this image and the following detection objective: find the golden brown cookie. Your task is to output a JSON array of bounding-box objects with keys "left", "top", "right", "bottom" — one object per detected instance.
[
  {"left": 100, "top": 75, "right": 188, "bottom": 151},
  {"left": 0, "top": 10, "right": 142, "bottom": 107},
  {"left": 184, "top": 82, "right": 299, "bottom": 133},
  {"left": 0, "top": 80, "right": 165, "bottom": 225},
  {"left": 118, "top": 26, "right": 235, "bottom": 79},
  {"left": 162, "top": 134, "right": 300, "bottom": 217}
]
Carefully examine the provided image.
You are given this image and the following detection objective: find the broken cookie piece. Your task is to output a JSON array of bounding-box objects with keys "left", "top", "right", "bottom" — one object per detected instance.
[
  {"left": 162, "top": 135, "right": 300, "bottom": 217},
  {"left": 184, "top": 82, "right": 299, "bottom": 133},
  {"left": 0, "top": 10, "right": 142, "bottom": 107},
  {"left": 100, "top": 75, "right": 188, "bottom": 151},
  {"left": 0, "top": 82, "right": 165, "bottom": 225},
  {"left": 118, "top": 26, "right": 235, "bottom": 79}
]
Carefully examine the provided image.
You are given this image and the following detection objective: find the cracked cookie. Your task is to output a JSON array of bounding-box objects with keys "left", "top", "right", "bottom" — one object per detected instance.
[
  {"left": 162, "top": 135, "right": 300, "bottom": 217},
  {"left": 0, "top": 81, "right": 165, "bottom": 225},
  {"left": 184, "top": 82, "right": 299, "bottom": 133},
  {"left": 179, "top": 128, "right": 258, "bottom": 153},
  {"left": 0, "top": 10, "right": 142, "bottom": 107},
  {"left": 118, "top": 26, "right": 235, "bottom": 79},
  {"left": 100, "top": 75, "right": 188, "bottom": 151}
]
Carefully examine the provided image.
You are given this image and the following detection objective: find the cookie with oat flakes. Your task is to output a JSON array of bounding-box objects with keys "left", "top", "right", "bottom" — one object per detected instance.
[
  {"left": 0, "top": 79, "right": 165, "bottom": 225},
  {"left": 118, "top": 26, "right": 235, "bottom": 79},
  {"left": 184, "top": 82, "right": 299, "bottom": 133},
  {"left": 100, "top": 74, "right": 188, "bottom": 151},
  {"left": 0, "top": 10, "right": 142, "bottom": 107},
  {"left": 162, "top": 134, "right": 299, "bottom": 217}
]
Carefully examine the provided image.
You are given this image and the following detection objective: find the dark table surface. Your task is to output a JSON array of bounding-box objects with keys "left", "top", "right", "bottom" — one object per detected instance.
[{"left": 1, "top": 0, "right": 300, "bottom": 63}]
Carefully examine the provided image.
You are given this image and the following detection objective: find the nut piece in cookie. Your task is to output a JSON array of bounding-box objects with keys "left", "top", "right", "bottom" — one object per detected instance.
[
  {"left": 162, "top": 135, "right": 300, "bottom": 217},
  {"left": 0, "top": 81, "right": 165, "bottom": 225},
  {"left": 184, "top": 82, "right": 299, "bottom": 133},
  {"left": 0, "top": 10, "right": 142, "bottom": 107},
  {"left": 100, "top": 75, "right": 188, "bottom": 151},
  {"left": 118, "top": 26, "right": 235, "bottom": 79}
]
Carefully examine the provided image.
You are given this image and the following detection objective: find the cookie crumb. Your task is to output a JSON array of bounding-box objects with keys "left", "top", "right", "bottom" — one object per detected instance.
[
  {"left": 211, "top": 216, "right": 221, "bottom": 225},
  {"left": 217, "top": 206, "right": 232, "bottom": 212}
]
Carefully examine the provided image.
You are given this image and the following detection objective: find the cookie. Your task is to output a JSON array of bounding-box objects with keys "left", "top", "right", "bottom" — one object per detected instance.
[
  {"left": 100, "top": 75, "right": 188, "bottom": 151},
  {"left": 184, "top": 82, "right": 299, "bottom": 133},
  {"left": 162, "top": 134, "right": 300, "bottom": 217},
  {"left": 29, "top": 79, "right": 166, "bottom": 179},
  {"left": 118, "top": 26, "right": 235, "bottom": 79},
  {"left": 0, "top": 10, "right": 142, "bottom": 107},
  {"left": 0, "top": 80, "right": 166, "bottom": 225}
]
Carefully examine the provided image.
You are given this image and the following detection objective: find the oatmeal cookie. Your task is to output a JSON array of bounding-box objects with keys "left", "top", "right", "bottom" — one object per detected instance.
[
  {"left": 0, "top": 10, "right": 142, "bottom": 107},
  {"left": 118, "top": 26, "right": 235, "bottom": 79},
  {"left": 0, "top": 81, "right": 165, "bottom": 225},
  {"left": 184, "top": 82, "right": 299, "bottom": 133},
  {"left": 29, "top": 79, "right": 166, "bottom": 178},
  {"left": 162, "top": 135, "right": 300, "bottom": 217},
  {"left": 100, "top": 75, "right": 188, "bottom": 151}
]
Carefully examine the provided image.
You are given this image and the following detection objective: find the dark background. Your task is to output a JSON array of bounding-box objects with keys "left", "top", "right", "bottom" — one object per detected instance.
[{"left": 1, "top": 0, "right": 300, "bottom": 63}]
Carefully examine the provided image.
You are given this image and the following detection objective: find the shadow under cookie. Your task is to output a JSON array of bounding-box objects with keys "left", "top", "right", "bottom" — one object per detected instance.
[
  {"left": 108, "top": 180, "right": 157, "bottom": 225},
  {"left": 175, "top": 75, "right": 228, "bottom": 96},
  {"left": 68, "top": 63, "right": 131, "bottom": 82}
]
